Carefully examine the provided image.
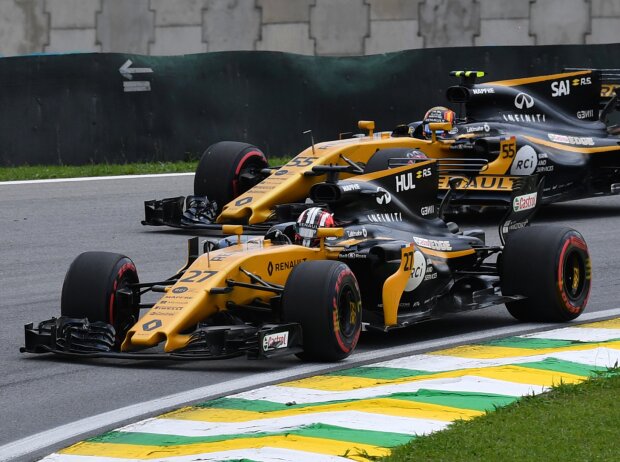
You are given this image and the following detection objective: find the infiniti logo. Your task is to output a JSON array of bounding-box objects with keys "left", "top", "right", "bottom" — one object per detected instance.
[
  {"left": 376, "top": 187, "right": 392, "bottom": 205},
  {"left": 514, "top": 92, "right": 534, "bottom": 109}
]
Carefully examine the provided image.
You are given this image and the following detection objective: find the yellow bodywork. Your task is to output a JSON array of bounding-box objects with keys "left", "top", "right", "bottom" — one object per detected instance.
[
  {"left": 123, "top": 240, "right": 327, "bottom": 352},
  {"left": 382, "top": 244, "right": 416, "bottom": 326},
  {"left": 120, "top": 232, "right": 448, "bottom": 352},
  {"left": 217, "top": 125, "right": 519, "bottom": 225}
]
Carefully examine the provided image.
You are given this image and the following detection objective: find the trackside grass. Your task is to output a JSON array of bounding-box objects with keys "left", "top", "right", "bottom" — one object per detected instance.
[
  {"left": 384, "top": 369, "right": 620, "bottom": 462},
  {"left": 0, "top": 158, "right": 292, "bottom": 182},
  {"left": 0, "top": 162, "right": 199, "bottom": 181}
]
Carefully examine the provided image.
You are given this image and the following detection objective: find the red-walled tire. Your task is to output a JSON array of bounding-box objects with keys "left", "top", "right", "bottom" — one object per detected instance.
[
  {"left": 500, "top": 226, "right": 591, "bottom": 322},
  {"left": 194, "top": 141, "right": 268, "bottom": 210},
  {"left": 61, "top": 252, "right": 140, "bottom": 349},
  {"left": 282, "top": 261, "right": 362, "bottom": 361}
]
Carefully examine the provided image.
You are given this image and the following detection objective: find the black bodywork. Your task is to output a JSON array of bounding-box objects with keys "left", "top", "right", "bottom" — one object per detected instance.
[
  {"left": 265, "top": 161, "right": 537, "bottom": 330},
  {"left": 433, "top": 68, "right": 620, "bottom": 205}
]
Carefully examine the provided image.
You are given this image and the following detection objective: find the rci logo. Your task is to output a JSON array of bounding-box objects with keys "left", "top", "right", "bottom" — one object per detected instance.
[
  {"left": 514, "top": 92, "right": 534, "bottom": 109},
  {"left": 267, "top": 261, "right": 274, "bottom": 276},
  {"left": 172, "top": 286, "right": 188, "bottom": 294},
  {"left": 143, "top": 319, "right": 162, "bottom": 331}
]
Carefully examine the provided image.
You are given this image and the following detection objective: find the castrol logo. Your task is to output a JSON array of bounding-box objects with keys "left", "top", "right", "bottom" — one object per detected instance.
[{"left": 513, "top": 192, "right": 537, "bottom": 212}]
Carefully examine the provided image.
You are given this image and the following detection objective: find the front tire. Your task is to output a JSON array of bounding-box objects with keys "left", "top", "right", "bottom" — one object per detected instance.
[
  {"left": 500, "top": 226, "right": 591, "bottom": 322},
  {"left": 282, "top": 261, "right": 362, "bottom": 361},
  {"left": 193, "top": 141, "right": 268, "bottom": 209},
  {"left": 61, "top": 252, "right": 140, "bottom": 349}
]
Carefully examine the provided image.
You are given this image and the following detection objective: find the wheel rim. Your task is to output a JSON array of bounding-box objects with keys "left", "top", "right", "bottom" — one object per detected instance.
[
  {"left": 337, "top": 284, "right": 359, "bottom": 339},
  {"left": 110, "top": 264, "right": 139, "bottom": 346},
  {"left": 233, "top": 152, "right": 267, "bottom": 197},
  {"left": 562, "top": 248, "right": 587, "bottom": 302}
]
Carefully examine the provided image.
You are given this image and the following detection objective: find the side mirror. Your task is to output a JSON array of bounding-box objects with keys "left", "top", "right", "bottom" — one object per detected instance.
[
  {"left": 222, "top": 224, "right": 243, "bottom": 245},
  {"left": 358, "top": 120, "right": 375, "bottom": 137},
  {"left": 317, "top": 227, "right": 344, "bottom": 250},
  {"left": 316, "top": 227, "right": 344, "bottom": 239},
  {"left": 428, "top": 122, "right": 453, "bottom": 142}
]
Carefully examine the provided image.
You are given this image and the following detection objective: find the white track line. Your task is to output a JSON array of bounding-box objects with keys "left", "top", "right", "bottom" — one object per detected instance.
[
  {"left": 2, "top": 307, "right": 620, "bottom": 462},
  {"left": 0, "top": 172, "right": 193, "bottom": 186}
]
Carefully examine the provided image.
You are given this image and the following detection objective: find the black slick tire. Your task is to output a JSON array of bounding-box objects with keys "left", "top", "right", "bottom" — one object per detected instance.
[
  {"left": 500, "top": 226, "right": 591, "bottom": 322},
  {"left": 61, "top": 251, "right": 140, "bottom": 349},
  {"left": 193, "top": 141, "right": 268, "bottom": 209},
  {"left": 282, "top": 261, "right": 362, "bottom": 361}
]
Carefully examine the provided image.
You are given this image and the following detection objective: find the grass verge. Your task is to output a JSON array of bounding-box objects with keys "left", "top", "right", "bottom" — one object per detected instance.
[
  {"left": 0, "top": 158, "right": 293, "bottom": 182},
  {"left": 0, "top": 162, "right": 198, "bottom": 181},
  {"left": 384, "top": 370, "right": 620, "bottom": 462}
]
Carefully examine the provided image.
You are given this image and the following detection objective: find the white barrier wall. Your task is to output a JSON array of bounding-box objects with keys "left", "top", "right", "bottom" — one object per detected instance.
[{"left": 0, "top": 0, "right": 618, "bottom": 57}]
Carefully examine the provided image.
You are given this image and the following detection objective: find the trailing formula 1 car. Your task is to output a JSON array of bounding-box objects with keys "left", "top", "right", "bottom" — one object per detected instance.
[
  {"left": 142, "top": 68, "right": 620, "bottom": 230},
  {"left": 22, "top": 159, "right": 591, "bottom": 361}
]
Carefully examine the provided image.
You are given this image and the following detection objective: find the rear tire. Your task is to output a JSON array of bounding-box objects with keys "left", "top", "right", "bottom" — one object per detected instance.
[
  {"left": 500, "top": 226, "right": 590, "bottom": 322},
  {"left": 282, "top": 261, "right": 362, "bottom": 361},
  {"left": 194, "top": 141, "right": 268, "bottom": 209},
  {"left": 61, "top": 252, "right": 140, "bottom": 349}
]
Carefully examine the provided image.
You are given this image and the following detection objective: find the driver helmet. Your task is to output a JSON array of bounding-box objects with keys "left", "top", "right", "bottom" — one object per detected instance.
[
  {"left": 422, "top": 106, "right": 455, "bottom": 138},
  {"left": 294, "top": 207, "right": 335, "bottom": 247}
]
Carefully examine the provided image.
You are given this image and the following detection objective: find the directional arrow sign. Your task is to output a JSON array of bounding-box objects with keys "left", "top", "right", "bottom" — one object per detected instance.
[
  {"left": 119, "top": 59, "right": 153, "bottom": 80},
  {"left": 119, "top": 59, "right": 153, "bottom": 92}
]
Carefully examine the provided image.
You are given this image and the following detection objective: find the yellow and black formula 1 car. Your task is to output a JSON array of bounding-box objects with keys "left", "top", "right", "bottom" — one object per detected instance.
[
  {"left": 23, "top": 160, "right": 591, "bottom": 361},
  {"left": 143, "top": 68, "right": 620, "bottom": 231}
]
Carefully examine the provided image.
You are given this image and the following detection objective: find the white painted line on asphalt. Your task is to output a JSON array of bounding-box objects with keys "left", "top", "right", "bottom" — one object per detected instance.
[
  {"left": 0, "top": 172, "right": 194, "bottom": 186},
  {"left": 2, "top": 306, "right": 619, "bottom": 462}
]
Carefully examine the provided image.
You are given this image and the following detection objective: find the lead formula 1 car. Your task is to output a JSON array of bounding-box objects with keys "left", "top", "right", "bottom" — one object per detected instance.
[
  {"left": 22, "top": 159, "right": 591, "bottom": 361},
  {"left": 142, "top": 68, "right": 620, "bottom": 231}
]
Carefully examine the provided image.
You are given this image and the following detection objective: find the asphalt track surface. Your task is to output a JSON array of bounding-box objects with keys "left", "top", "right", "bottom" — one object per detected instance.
[{"left": 2, "top": 175, "right": 620, "bottom": 460}]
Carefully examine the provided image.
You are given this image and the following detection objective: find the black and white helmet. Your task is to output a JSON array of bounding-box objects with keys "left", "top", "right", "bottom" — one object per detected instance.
[{"left": 294, "top": 207, "right": 335, "bottom": 247}]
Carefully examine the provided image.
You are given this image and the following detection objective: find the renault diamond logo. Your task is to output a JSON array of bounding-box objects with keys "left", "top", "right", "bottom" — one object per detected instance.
[
  {"left": 514, "top": 92, "right": 534, "bottom": 109},
  {"left": 267, "top": 261, "right": 274, "bottom": 276},
  {"left": 376, "top": 187, "right": 392, "bottom": 205}
]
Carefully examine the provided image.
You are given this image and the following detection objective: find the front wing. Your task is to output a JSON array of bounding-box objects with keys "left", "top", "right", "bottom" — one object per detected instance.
[{"left": 22, "top": 317, "right": 303, "bottom": 360}]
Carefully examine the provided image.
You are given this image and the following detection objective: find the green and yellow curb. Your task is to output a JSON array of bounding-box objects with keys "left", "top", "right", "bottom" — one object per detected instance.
[{"left": 43, "top": 318, "right": 620, "bottom": 462}]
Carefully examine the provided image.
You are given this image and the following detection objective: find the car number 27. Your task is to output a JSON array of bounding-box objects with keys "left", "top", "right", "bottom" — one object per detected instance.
[{"left": 179, "top": 270, "right": 218, "bottom": 283}]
